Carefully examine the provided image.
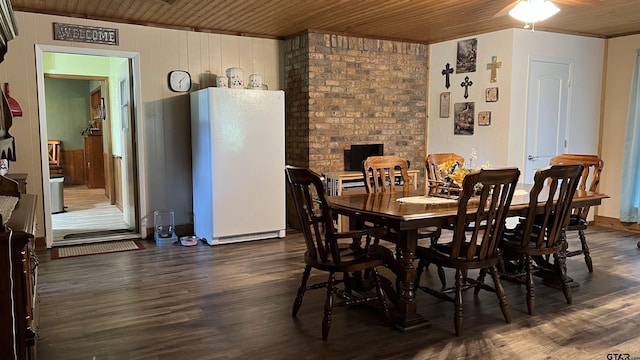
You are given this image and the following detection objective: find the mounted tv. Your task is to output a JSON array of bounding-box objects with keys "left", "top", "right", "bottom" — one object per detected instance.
[{"left": 348, "top": 144, "right": 384, "bottom": 171}]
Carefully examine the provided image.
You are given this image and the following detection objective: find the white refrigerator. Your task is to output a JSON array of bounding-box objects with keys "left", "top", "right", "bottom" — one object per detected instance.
[{"left": 190, "top": 87, "right": 286, "bottom": 245}]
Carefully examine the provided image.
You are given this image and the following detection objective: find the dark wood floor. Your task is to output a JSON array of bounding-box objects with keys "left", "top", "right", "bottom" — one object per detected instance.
[{"left": 36, "top": 226, "right": 640, "bottom": 360}]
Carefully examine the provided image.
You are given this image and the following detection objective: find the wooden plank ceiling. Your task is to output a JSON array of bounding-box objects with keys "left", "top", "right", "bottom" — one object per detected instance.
[{"left": 11, "top": 0, "right": 640, "bottom": 43}]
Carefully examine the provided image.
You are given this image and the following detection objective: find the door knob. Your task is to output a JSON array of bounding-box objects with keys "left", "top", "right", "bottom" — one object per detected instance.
[{"left": 527, "top": 155, "right": 538, "bottom": 161}]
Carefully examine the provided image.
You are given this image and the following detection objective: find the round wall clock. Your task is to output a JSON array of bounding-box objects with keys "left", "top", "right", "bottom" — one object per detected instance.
[{"left": 168, "top": 70, "right": 192, "bottom": 92}]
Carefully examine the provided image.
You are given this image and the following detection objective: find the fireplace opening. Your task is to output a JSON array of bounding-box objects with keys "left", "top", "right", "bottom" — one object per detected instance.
[{"left": 344, "top": 144, "right": 384, "bottom": 171}]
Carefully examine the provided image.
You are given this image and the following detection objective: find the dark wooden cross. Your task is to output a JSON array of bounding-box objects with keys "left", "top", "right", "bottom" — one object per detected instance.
[
  {"left": 487, "top": 56, "right": 502, "bottom": 83},
  {"left": 460, "top": 76, "right": 473, "bottom": 99},
  {"left": 441, "top": 63, "right": 454, "bottom": 89}
]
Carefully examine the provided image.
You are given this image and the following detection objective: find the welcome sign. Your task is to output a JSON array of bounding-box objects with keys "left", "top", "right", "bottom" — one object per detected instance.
[{"left": 53, "top": 23, "right": 119, "bottom": 46}]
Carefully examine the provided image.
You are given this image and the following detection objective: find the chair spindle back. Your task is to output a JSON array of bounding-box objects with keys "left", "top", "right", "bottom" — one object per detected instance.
[
  {"left": 518, "top": 164, "right": 584, "bottom": 250},
  {"left": 285, "top": 166, "right": 340, "bottom": 265},
  {"left": 449, "top": 168, "right": 520, "bottom": 260},
  {"left": 426, "top": 153, "right": 465, "bottom": 195},
  {"left": 362, "top": 155, "right": 410, "bottom": 193},
  {"left": 549, "top": 154, "right": 603, "bottom": 221}
]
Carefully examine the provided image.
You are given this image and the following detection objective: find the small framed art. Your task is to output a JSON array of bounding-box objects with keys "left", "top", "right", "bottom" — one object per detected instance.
[
  {"left": 439, "top": 92, "right": 451, "bottom": 118},
  {"left": 478, "top": 111, "right": 491, "bottom": 126},
  {"left": 456, "top": 38, "right": 477, "bottom": 73},
  {"left": 486, "top": 87, "right": 498, "bottom": 102},
  {"left": 454, "top": 102, "right": 474, "bottom": 135}
]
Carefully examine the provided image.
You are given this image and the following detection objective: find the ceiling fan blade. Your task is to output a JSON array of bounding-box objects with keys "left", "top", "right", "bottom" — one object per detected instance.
[{"left": 493, "top": 0, "right": 519, "bottom": 18}]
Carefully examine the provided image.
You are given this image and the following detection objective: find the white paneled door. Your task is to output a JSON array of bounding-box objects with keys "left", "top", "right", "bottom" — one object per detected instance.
[{"left": 524, "top": 57, "right": 572, "bottom": 183}]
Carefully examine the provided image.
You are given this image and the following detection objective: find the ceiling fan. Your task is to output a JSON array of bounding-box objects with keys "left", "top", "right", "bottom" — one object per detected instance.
[
  {"left": 495, "top": 0, "right": 602, "bottom": 16},
  {"left": 495, "top": 0, "right": 603, "bottom": 28}
]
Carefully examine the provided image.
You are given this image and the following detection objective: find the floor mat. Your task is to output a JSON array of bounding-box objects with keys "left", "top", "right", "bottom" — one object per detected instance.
[{"left": 50, "top": 240, "right": 144, "bottom": 259}]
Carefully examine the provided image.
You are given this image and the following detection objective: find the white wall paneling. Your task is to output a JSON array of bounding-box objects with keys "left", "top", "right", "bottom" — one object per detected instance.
[{"left": 0, "top": 11, "right": 283, "bottom": 242}]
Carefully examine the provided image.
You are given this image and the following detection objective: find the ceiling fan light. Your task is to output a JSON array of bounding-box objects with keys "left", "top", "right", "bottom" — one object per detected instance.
[{"left": 509, "top": 0, "right": 560, "bottom": 23}]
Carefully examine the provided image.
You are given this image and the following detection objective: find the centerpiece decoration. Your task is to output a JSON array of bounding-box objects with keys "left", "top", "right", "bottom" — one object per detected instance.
[
  {"left": 439, "top": 158, "right": 472, "bottom": 188},
  {"left": 436, "top": 149, "right": 489, "bottom": 197}
]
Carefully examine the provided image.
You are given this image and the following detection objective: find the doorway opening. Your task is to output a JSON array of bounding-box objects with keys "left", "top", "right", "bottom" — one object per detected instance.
[{"left": 35, "top": 45, "right": 147, "bottom": 248}]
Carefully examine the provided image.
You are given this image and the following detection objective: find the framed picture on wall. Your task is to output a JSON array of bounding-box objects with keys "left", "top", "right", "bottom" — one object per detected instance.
[
  {"left": 454, "top": 102, "right": 474, "bottom": 135},
  {"left": 456, "top": 38, "right": 477, "bottom": 73},
  {"left": 486, "top": 87, "right": 498, "bottom": 102},
  {"left": 439, "top": 92, "right": 451, "bottom": 118},
  {"left": 478, "top": 111, "right": 491, "bottom": 126}
]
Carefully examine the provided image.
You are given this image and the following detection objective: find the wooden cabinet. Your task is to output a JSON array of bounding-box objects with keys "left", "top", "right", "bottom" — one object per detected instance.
[
  {"left": 84, "top": 134, "right": 105, "bottom": 189},
  {"left": 0, "top": 179, "right": 38, "bottom": 359}
]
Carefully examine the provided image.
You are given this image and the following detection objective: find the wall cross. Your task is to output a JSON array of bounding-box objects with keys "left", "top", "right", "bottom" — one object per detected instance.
[
  {"left": 487, "top": 56, "right": 502, "bottom": 83},
  {"left": 441, "top": 63, "right": 454, "bottom": 89},
  {"left": 460, "top": 76, "right": 473, "bottom": 99}
]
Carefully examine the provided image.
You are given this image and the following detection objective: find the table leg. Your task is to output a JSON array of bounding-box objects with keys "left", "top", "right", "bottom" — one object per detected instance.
[{"left": 390, "top": 230, "right": 430, "bottom": 332}]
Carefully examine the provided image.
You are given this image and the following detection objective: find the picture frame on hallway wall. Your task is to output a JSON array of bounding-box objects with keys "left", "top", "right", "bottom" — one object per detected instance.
[
  {"left": 439, "top": 92, "right": 451, "bottom": 118},
  {"left": 478, "top": 111, "right": 491, "bottom": 126}
]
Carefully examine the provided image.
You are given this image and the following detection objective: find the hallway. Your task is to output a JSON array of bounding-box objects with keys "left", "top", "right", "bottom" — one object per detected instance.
[{"left": 52, "top": 185, "right": 134, "bottom": 246}]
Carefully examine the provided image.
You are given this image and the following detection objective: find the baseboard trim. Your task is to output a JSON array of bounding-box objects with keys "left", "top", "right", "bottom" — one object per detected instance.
[{"left": 594, "top": 215, "right": 640, "bottom": 233}]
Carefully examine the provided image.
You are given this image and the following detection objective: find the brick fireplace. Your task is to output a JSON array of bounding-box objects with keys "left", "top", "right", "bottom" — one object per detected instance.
[{"left": 284, "top": 31, "right": 428, "bottom": 177}]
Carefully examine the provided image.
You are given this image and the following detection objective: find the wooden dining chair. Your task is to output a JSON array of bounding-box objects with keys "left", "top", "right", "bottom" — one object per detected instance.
[
  {"left": 47, "top": 140, "right": 63, "bottom": 174},
  {"left": 426, "top": 153, "right": 465, "bottom": 196},
  {"left": 499, "top": 164, "right": 583, "bottom": 315},
  {"left": 414, "top": 168, "right": 520, "bottom": 336},
  {"left": 285, "top": 165, "right": 391, "bottom": 340},
  {"left": 549, "top": 154, "right": 604, "bottom": 272},
  {"left": 423, "top": 153, "right": 471, "bottom": 286},
  {"left": 362, "top": 155, "right": 442, "bottom": 243},
  {"left": 361, "top": 155, "right": 411, "bottom": 193}
]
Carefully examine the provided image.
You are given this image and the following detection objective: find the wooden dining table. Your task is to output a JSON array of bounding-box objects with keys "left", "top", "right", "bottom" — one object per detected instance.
[{"left": 328, "top": 186, "right": 609, "bottom": 332}]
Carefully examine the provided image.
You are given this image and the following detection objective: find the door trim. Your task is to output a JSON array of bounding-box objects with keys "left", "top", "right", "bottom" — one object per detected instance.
[{"left": 35, "top": 44, "right": 148, "bottom": 248}]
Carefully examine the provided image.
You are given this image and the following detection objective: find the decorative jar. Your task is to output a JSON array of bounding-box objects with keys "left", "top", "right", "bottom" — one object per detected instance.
[
  {"left": 226, "top": 67, "right": 244, "bottom": 88},
  {"left": 248, "top": 73, "right": 263, "bottom": 89},
  {"left": 216, "top": 75, "right": 228, "bottom": 88}
]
